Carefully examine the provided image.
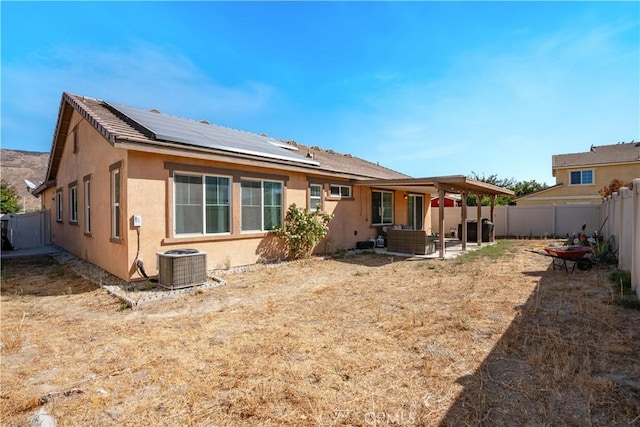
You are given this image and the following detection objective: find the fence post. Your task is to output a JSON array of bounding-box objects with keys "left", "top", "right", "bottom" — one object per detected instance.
[{"left": 632, "top": 179, "right": 640, "bottom": 297}]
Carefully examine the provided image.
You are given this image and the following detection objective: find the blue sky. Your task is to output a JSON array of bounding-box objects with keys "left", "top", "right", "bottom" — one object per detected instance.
[{"left": 2, "top": 1, "right": 638, "bottom": 185}]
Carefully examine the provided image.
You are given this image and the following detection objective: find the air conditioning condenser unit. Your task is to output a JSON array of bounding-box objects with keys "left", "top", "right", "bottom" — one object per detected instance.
[{"left": 157, "top": 249, "right": 207, "bottom": 290}]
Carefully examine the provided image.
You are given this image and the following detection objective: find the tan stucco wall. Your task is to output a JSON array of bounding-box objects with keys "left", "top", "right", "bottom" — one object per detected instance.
[
  {"left": 519, "top": 162, "right": 640, "bottom": 206},
  {"left": 126, "top": 154, "right": 432, "bottom": 278},
  {"left": 43, "top": 111, "right": 130, "bottom": 279},
  {"left": 46, "top": 112, "right": 432, "bottom": 281}
]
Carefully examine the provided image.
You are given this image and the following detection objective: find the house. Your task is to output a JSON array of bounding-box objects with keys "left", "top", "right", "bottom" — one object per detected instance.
[
  {"left": 34, "top": 92, "right": 513, "bottom": 282},
  {"left": 516, "top": 142, "right": 640, "bottom": 206},
  {"left": 430, "top": 193, "right": 461, "bottom": 207}
]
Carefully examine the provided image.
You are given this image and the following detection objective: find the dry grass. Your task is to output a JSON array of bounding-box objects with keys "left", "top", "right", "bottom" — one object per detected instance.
[{"left": 1, "top": 240, "right": 639, "bottom": 426}]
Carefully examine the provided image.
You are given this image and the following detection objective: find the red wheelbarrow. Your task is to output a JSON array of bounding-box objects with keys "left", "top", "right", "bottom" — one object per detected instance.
[{"left": 530, "top": 245, "right": 594, "bottom": 273}]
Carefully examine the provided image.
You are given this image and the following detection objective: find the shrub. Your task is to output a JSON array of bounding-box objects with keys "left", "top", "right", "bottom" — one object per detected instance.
[
  {"left": 598, "top": 178, "right": 629, "bottom": 198},
  {"left": 272, "top": 204, "right": 333, "bottom": 260}
]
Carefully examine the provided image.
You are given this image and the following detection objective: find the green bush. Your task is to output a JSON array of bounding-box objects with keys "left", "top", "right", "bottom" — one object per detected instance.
[{"left": 272, "top": 204, "right": 333, "bottom": 260}]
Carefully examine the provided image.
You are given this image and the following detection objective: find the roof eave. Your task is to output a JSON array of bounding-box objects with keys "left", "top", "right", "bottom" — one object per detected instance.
[
  {"left": 353, "top": 175, "right": 514, "bottom": 196},
  {"left": 115, "top": 137, "right": 383, "bottom": 181}
]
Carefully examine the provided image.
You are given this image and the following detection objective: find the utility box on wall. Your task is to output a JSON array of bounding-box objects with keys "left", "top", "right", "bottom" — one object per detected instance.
[{"left": 157, "top": 249, "right": 207, "bottom": 290}]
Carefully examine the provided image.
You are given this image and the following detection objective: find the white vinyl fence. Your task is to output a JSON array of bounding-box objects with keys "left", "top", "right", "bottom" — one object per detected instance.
[
  {"left": 601, "top": 178, "right": 640, "bottom": 296},
  {"left": 431, "top": 204, "right": 601, "bottom": 239},
  {"left": 0, "top": 210, "right": 50, "bottom": 250}
]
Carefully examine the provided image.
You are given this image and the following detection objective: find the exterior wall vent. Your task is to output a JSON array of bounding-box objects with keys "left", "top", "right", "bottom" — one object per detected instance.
[{"left": 157, "top": 249, "right": 207, "bottom": 289}]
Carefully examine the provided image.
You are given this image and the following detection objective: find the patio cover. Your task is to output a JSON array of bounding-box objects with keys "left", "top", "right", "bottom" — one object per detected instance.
[{"left": 354, "top": 175, "right": 515, "bottom": 258}]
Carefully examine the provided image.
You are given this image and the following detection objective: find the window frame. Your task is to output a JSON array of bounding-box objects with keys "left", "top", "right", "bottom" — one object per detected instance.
[
  {"left": 68, "top": 182, "right": 78, "bottom": 224},
  {"left": 55, "top": 188, "right": 63, "bottom": 222},
  {"left": 569, "top": 169, "right": 594, "bottom": 186},
  {"left": 371, "top": 190, "right": 394, "bottom": 226},
  {"left": 83, "top": 175, "right": 91, "bottom": 235},
  {"left": 173, "top": 172, "right": 232, "bottom": 237},
  {"left": 110, "top": 163, "right": 122, "bottom": 242},
  {"left": 309, "top": 183, "right": 323, "bottom": 211},
  {"left": 329, "top": 184, "right": 351, "bottom": 199},
  {"left": 407, "top": 194, "right": 424, "bottom": 231},
  {"left": 240, "top": 178, "right": 283, "bottom": 232}
]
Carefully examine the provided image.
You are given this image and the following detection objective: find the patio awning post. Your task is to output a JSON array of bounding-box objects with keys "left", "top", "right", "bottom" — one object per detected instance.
[
  {"left": 477, "top": 194, "right": 483, "bottom": 247},
  {"left": 461, "top": 192, "right": 467, "bottom": 251},
  {"left": 490, "top": 196, "right": 496, "bottom": 241},
  {"left": 438, "top": 189, "right": 446, "bottom": 258}
]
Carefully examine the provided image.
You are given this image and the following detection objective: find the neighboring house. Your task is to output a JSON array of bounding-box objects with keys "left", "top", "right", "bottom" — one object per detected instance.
[
  {"left": 34, "top": 92, "right": 512, "bottom": 282},
  {"left": 430, "top": 194, "right": 461, "bottom": 207},
  {"left": 516, "top": 142, "right": 640, "bottom": 206}
]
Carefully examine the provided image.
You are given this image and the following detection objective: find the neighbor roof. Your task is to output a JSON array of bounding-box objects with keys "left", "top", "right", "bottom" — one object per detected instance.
[
  {"left": 38, "top": 92, "right": 409, "bottom": 192},
  {"left": 552, "top": 142, "right": 640, "bottom": 169}
]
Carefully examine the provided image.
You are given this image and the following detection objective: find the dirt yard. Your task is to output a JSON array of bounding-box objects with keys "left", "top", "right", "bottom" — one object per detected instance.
[{"left": 1, "top": 240, "right": 639, "bottom": 426}]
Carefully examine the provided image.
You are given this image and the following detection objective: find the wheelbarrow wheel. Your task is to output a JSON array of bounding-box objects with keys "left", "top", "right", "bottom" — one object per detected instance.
[{"left": 576, "top": 258, "right": 593, "bottom": 271}]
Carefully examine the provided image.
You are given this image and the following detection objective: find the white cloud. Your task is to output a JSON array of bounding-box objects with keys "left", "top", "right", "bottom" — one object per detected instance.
[
  {"left": 328, "top": 18, "right": 639, "bottom": 184},
  {"left": 1, "top": 41, "right": 279, "bottom": 149}
]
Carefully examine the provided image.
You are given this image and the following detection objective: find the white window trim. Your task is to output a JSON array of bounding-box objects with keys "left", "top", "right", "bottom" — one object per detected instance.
[
  {"left": 55, "top": 190, "right": 63, "bottom": 222},
  {"left": 569, "top": 169, "right": 595, "bottom": 186},
  {"left": 69, "top": 185, "right": 78, "bottom": 223},
  {"left": 173, "top": 172, "right": 232, "bottom": 237},
  {"left": 329, "top": 184, "right": 351, "bottom": 199},
  {"left": 240, "top": 178, "right": 284, "bottom": 233},
  {"left": 372, "top": 190, "right": 394, "bottom": 226},
  {"left": 111, "top": 168, "right": 121, "bottom": 240},
  {"left": 408, "top": 194, "right": 424, "bottom": 231},
  {"left": 84, "top": 179, "right": 91, "bottom": 234},
  {"left": 309, "top": 183, "right": 323, "bottom": 210}
]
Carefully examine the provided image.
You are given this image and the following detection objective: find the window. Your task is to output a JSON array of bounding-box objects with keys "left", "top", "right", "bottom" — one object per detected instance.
[
  {"left": 241, "top": 179, "right": 282, "bottom": 232},
  {"left": 55, "top": 189, "right": 63, "bottom": 222},
  {"left": 372, "top": 190, "right": 393, "bottom": 225},
  {"left": 570, "top": 170, "right": 594, "bottom": 185},
  {"left": 408, "top": 195, "right": 424, "bottom": 231},
  {"left": 111, "top": 166, "right": 121, "bottom": 240},
  {"left": 84, "top": 177, "right": 91, "bottom": 234},
  {"left": 329, "top": 184, "right": 351, "bottom": 198},
  {"left": 174, "top": 174, "right": 230, "bottom": 235},
  {"left": 309, "top": 184, "right": 322, "bottom": 210},
  {"left": 69, "top": 183, "right": 78, "bottom": 223}
]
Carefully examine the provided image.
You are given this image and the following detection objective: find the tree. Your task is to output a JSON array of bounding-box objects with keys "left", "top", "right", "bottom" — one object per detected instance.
[
  {"left": 598, "top": 178, "right": 629, "bottom": 198},
  {"left": 1, "top": 180, "right": 21, "bottom": 214},
  {"left": 272, "top": 204, "right": 333, "bottom": 260},
  {"left": 465, "top": 172, "right": 548, "bottom": 206}
]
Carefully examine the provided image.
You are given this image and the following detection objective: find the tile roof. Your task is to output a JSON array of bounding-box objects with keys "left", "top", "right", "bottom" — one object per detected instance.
[
  {"left": 63, "top": 93, "right": 409, "bottom": 180},
  {"left": 552, "top": 142, "right": 640, "bottom": 169}
]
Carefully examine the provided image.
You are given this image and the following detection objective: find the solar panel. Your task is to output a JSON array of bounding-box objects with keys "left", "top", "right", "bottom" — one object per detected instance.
[{"left": 106, "top": 102, "right": 319, "bottom": 166}]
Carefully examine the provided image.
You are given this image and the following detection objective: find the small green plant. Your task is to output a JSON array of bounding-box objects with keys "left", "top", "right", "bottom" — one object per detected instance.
[
  {"left": 272, "top": 204, "right": 333, "bottom": 260},
  {"left": 591, "top": 235, "right": 617, "bottom": 265},
  {"left": 609, "top": 270, "right": 639, "bottom": 310},
  {"left": 454, "top": 241, "right": 515, "bottom": 264},
  {"left": 332, "top": 248, "right": 347, "bottom": 259},
  {"left": 610, "top": 270, "right": 631, "bottom": 289}
]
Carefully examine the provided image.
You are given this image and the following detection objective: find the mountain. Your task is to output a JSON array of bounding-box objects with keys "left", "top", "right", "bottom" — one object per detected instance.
[{"left": 1, "top": 149, "right": 50, "bottom": 212}]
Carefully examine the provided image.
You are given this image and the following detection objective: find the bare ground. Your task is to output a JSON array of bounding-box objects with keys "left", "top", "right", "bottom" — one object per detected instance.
[{"left": 1, "top": 240, "right": 639, "bottom": 426}]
